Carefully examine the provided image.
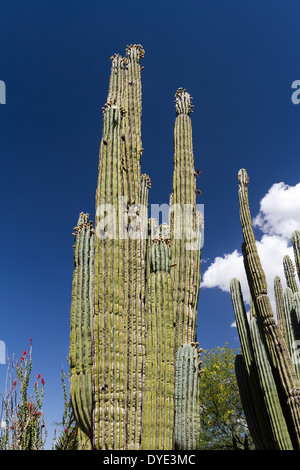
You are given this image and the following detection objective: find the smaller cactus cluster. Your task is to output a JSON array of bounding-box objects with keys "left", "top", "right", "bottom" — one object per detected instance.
[{"left": 231, "top": 169, "right": 300, "bottom": 450}]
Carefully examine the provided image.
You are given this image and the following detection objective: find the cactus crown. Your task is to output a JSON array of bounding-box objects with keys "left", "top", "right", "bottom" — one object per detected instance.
[
  {"left": 175, "top": 88, "right": 194, "bottom": 116},
  {"left": 126, "top": 43, "right": 145, "bottom": 60},
  {"left": 238, "top": 168, "right": 249, "bottom": 187}
]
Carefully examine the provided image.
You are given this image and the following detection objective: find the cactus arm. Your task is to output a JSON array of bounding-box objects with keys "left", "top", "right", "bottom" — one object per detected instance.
[
  {"left": 282, "top": 288, "right": 300, "bottom": 382},
  {"left": 123, "top": 44, "right": 144, "bottom": 204},
  {"left": 93, "top": 46, "right": 148, "bottom": 449},
  {"left": 142, "top": 231, "right": 175, "bottom": 450},
  {"left": 230, "top": 278, "right": 276, "bottom": 449},
  {"left": 283, "top": 255, "right": 298, "bottom": 293},
  {"left": 292, "top": 230, "right": 300, "bottom": 284},
  {"left": 170, "top": 88, "right": 201, "bottom": 346},
  {"left": 274, "top": 275, "right": 288, "bottom": 344},
  {"left": 250, "top": 316, "right": 293, "bottom": 450},
  {"left": 69, "top": 213, "right": 94, "bottom": 441},
  {"left": 174, "top": 343, "right": 201, "bottom": 450},
  {"left": 93, "top": 101, "right": 127, "bottom": 449},
  {"left": 234, "top": 354, "right": 267, "bottom": 450}
]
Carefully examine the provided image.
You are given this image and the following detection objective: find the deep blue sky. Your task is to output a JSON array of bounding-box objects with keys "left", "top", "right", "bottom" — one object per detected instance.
[{"left": 1, "top": 0, "right": 300, "bottom": 448}]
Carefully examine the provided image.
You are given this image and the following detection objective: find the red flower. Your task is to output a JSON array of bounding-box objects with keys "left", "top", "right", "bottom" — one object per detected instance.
[
  {"left": 37, "top": 373, "right": 41, "bottom": 379},
  {"left": 23, "top": 351, "right": 27, "bottom": 356},
  {"left": 13, "top": 380, "right": 17, "bottom": 387},
  {"left": 36, "top": 411, "right": 41, "bottom": 417},
  {"left": 41, "top": 378, "right": 45, "bottom": 385}
]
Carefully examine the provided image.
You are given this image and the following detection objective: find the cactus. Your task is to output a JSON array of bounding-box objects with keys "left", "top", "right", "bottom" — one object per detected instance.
[
  {"left": 292, "top": 230, "right": 300, "bottom": 280},
  {"left": 141, "top": 223, "right": 175, "bottom": 449},
  {"left": 174, "top": 343, "right": 202, "bottom": 450},
  {"left": 69, "top": 213, "right": 94, "bottom": 440},
  {"left": 283, "top": 255, "right": 298, "bottom": 293},
  {"left": 282, "top": 288, "right": 300, "bottom": 382},
  {"left": 230, "top": 169, "right": 300, "bottom": 449},
  {"left": 69, "top": 45, "right": 203, "bottom": 450}
]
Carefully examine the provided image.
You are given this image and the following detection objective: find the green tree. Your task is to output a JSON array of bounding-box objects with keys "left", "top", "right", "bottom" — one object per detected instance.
[{"left": 199, "top": 343, "right": 254, "bottom": 450}]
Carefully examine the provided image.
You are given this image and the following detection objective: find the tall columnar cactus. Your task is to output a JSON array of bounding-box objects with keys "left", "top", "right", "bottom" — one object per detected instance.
[
  {"left": 69, "top": 45, "right": 203, "bottom": 450},
  {"left": 171, "top": 89, "right": 201, "bottom": 347},
  {"left": 230, "top": 169, "right": 300, "bottom": 449}
]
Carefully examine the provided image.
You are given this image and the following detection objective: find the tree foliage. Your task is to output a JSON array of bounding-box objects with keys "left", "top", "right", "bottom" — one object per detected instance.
[{"left": 199, "top": 343, "right": 254, "bottom": 450}]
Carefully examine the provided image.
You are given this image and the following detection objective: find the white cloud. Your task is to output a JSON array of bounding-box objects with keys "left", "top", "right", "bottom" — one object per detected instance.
[
  {"left": 202, "top": 249, "right": 247, "bottom": 294},
  {"left": 202, "top": 181, "right": 300, "bottom": 321},
  {"left": 253, "top": 182, "right": 300, "bottom": 239}
]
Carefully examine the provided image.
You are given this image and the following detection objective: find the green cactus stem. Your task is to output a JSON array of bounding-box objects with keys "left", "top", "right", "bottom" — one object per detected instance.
[
  {"left": 93, "top": 45, "right": 147, "bottom": 450},
  {"left": 292, "top": 230, "right": 300, "bottom": 283},
  {"left": 170, "top": 88, "right": 201, "bottom": 347},
  {"left": 174, "top": 343, "right": 202, "bottom": 450},
  {"left": 282, "top": 288, "right": 300, "bottom": 382},
  {"left": 230, "top": 278, "right": 276, "bottom": 449},
  {"left": 283, "top": 255, "right": 298, "bottom": 294},
  {"left": 69, "top": 213, "right": 94, "bottom": 441},
  {"left": 142, "top": 225, "right": 175, "bottom": 449},
  {"left": 250, "top": 315, "right": 293, "bottom": 450},
  {"left": 274, "top": 275, "right": 288, "bottom": 345}
]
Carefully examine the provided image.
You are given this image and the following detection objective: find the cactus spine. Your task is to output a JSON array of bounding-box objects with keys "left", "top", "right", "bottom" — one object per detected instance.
[
  {"left": 231, "top": 169, "right": 300, "bottom": 449},
  {"left": 69, "top": 45, "right": 203, "bottom": 450}
]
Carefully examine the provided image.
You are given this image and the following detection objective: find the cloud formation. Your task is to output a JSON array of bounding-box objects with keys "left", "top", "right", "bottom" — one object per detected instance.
[
  {"left": 253, "top": 182, "right": 300, "bottom": 238},
  {"left": 202, "top": 181, "right": 300, "bottom": 313}
]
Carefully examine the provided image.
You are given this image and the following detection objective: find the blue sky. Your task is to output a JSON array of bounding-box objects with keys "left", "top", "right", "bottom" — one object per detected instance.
[{"left": 1, "top": 0, "right": 300, "bottom": 448}]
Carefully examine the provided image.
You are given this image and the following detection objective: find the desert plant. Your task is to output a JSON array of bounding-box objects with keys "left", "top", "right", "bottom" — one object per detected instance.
[
  {"left": 0, "top": 339, "right": 47, "bottom": 450},
  {"left": 52, "top": 369, "right": 79, "bottom": 450},
  {"left": 230, "top": 169, "right": 300, "bottom": 450}
]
